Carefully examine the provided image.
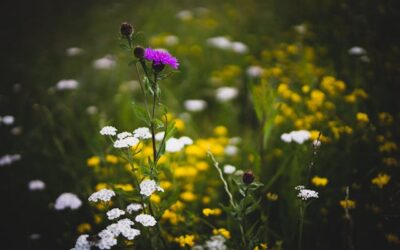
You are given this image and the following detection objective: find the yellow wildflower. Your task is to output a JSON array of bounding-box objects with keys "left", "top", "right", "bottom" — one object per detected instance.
[
  {"left": 94, "top": 214, "right": 102, "bottom": 224},
  {"left": 356, "top": 112, "right": 369, "bottom": 123},
  {"left": 386, "top": 234, "right": 400, "bottom": 244},
  {"left": 202, "top": 208, "right": 222, "bottom": 216},
  {"left": 150, "top": 194, "right": 161, "bottom": 204},
  {"left": 340, "top": 199, "right": 356, "bottom": 210},
  {"left": 87, "top": 156, "right": 100, "bottom": 167},
  {"left": 202, "top": 196, "right": 211, "bottom": 204},
  {"left": 371, "top": 173, "right": 391, "bottom": 188},
  {"left": 214, "top": 126, "right": 228, "bottom": 136},
  {"left": 379, "top": 141, "right": 398, "bottom": 153},
  {"left": 266, "top": 192, "right": 278, "bottom": 201},
  {"left": 195, "top": 161, "right": 209, "bottom": 171},
  {"left": 274, "top": 115, "right": 285, "bottom": 126},
  {"left": 180, "top": 191, "right": 196, "bottom": 202},
  {"left": 175, "top": 234, "right": 195, "bottom": 247},
  {"left": 382, "top": 157, "right": 398, "bottom": 166},
  {"left": 174, "top": 119, "right": 185, "bottom": 131},
  {"left": 95, "top": 183, "right": 109, "bottom": 191},
  {"left": 213, "top": 228, "right": 231, "bottom": 239},
  {"left": 160, "top": 181, "right": 172, "bottom": 190},
  {"left": 114, "top": 184, "right": 133, "bottom": 192},
  {"left": 77, "top": 223, "right": 91, "bottom": 233},
  {"left": 311, "top": 176, "right": 328, "bottom": 187},
  {"left": 345, "top": 94, "right": 356, "bottom": 103},
  {"left": 254, "top": 243, "right": 268, "bottom": 250},
  {"left": 105, "top": 154, "right": 118, "bottom": 164},
  {"left": 378, "top": 112, "right": 394, "bottom": 126},
  {"left": 301, "top": 85, "right": 310, "bottom": 93}
]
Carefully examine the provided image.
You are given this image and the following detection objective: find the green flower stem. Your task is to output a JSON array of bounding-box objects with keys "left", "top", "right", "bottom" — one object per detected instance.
[{"left": 298, "top": 202, "right": 305, "bottom": 250}]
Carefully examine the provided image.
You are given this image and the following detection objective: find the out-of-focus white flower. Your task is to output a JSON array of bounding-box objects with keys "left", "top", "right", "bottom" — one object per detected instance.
[
  {"left": 29, "top": 234, "right": 41, "bottom": 240},
  {"left": 360, "top": 55, "right": 370, "bottom": 63},
  {"left": 88, "top": 189, "right": 115, "bottom": 203},
  {"left": 280, "top": 130, "right": 311, "bottom": 144},
  {"left": 93, "top": 55, "right": 116, "bottom": 70},
  {"left": 56, "top": 79, "right": 79, "bottom": 90},
  {"left": 225, "top": 145, "right": 238, "bottom": 156},
  {"left": 165, "top": 35, "right": 179, "bottom": 46},
  {"left": 135, "top": 214, "right": 157, "bottom": 227},
  {"left": 113, "top": 136, "right": 139, "bottom": 148},
  {"left": 133, "top": 127, "right": 152, "bottom": 139},
  {"left": 2, "top": 115, "right": 14, "bottom": 125},
  {"left": 0, "top": 154, "right": 21, "bottom": 166},
  {"left": 28, "top": 180, "right": 46, "bottom": 191},
  {"left": 205, "top": 235, "right": 227, "bottom": 250},
  {"left": 184, "top": 99, "right": 207, "bottom": 112},
  {"left": 176, "top": 10, "right": 193, "bottom": 21},
  {"left": 54, "top": 193, "right": 82, "bottom": 210},
  {"left": 216, "top": 87, "right": 238, "bottom": 102},
  {"left": 192, "top": 245, "right": 205, "bottom": 250},
  {"left": 297, "top": 187, "right": 319, "bottom": 200},
  {"left": 179, "top": 136, "right": 193, "bottom": 145},
  {"left": 313, "top": 140, "right": 321, "bottom": 147},
  {"left": 294, "top": 24, "right": 307, "bottom": 35},
  {"left": 246, "top": 65, "right": 264, "bottom": 78},
  {"left": 97, "top": 229, "right": 117, "bottom": 249},
  {"left": 11, "top": 126, "right": 22, "bottom": 135},
  {"left": 72, "top": 234, "right": 90, "bottom": 250},
  {"left": 295, "top": 185, "right": 305, "bottom": 190},
  {"left": 139, "top": 180, "right": 164, "bottom": 197},
  {"left": 106, "top": 218, "right": 139, "bottom": 241},
  {"left": 229, "top": 137, "right": 242, "bottom": 145},
  {"left": 86, "top": 106, "right": 98, "bottom": 115},
  {"left": 166, "top": 138, "right": 185, "bottom": 152},
  {"left": 100, "top": 126, "right": 117, "bottom": 136},
  {"left": 107, "top": 208, "right": 126, "bottom": 220},
  {"left": 155, "top": 132, "right": 165, "bottom": 141},
  {"left": 66, "top": 47, "right": 84, "bottom": 56},
  {"left": 231, "top": 41, "right": 248, "bottom": 54},
  {"left": 126, "top": 203, "right": 143, "bottom": 213},
  {"left": 348, "top": 46, "right": 366, "bottom": 56},
  {"left": 117, "top": 132, "right": 132, "bottom": 139},
  {"left": 223, "top": 164, "right": 236, "bottom": 174},
  {"left": 207, "top": 36, "right": 232, "bottom": 50}
]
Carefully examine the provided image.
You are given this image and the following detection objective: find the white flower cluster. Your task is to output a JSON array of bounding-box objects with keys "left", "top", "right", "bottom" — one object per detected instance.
[
  {"left": 223, "top": 164, "right": 236, "bottom": 174},
  {"left": 139, "top": 180, "right": 164, "bottom": 197},
  {"left": 97, "top": 229, "right": 117, "bottom": 249},
  {"left": 54, "top": 193, "right": 82, "bottom": 210},
  {"left": 106, "top": 208, "right": 125, "bottom": 220},
  {"left": 215, "top": 87, "right": 238, "bottom": 102},
  {"left": 348, "top": 46, "right": 366, "bottom": 56},
  {"left": 117, "top": 131, "right": 132, "bottom": 139},
  {"left": 88, "top": 189, "right": 115, "bottom": 203},
  {"left": 246, "top": 65, "right": 264, "bottom": 78},
  {"left": 205, "top": 235, "right": 227, "bottom": 250},
  {"left": 281, "top": 130, "right": 311, "bottom": 144},
  {"left": 133, "top": 127, "right": 152, "bottom": 139},
  {"left": 184, "top": 99, "right": 207, "bottom": 112},
  {"left": 155, "top": 131, "right": 165, "bottom": 141},
  {"left": 176, "top": 10, "right": 193, "bottom": 21},
  {"left": 224, "top": 145, "right": 238, "bottom": 156},
  {"left": 93, "top": 55, "right": 116, "bottom": 70},
  {"left": 135, "top": 214, "right": 157, "bottom": 227},
  {"left": 207, "top": 36, "right": 248, "bottom": 54},
  {"left": 113, "top": 136, "right": 139, "bottom": 148},
  {"left": 126, "top": 203, "right": 143, "bottom": 213},
  {"left": 0, "top": 115, "right": 15, "bottom": 125},
  {"left": 71, "top": 234, "right": 91, "bottom": 250},
  {"left": 106, "top": 218, "right": 140, "bottom": 240},
  {"left": 100, "top": 126, "right": 117, "bottom": 136},
  {"left": 0, "top": 154, "right": 21, "bottom": 166},
  {"left": 66, "top": 47, "right": 83, "bottom": 56},
  {"left": 165, "top": 137, "right": 192, "bottom": 153},
  {"left": 296, "top": 186, "right": 319, "bottom": 201},
  {"left": 28, "top": 180, "right": 46, "bottom": 191},
  {"left": 56, "top": 79, "right": 79, "bottom": 90}
]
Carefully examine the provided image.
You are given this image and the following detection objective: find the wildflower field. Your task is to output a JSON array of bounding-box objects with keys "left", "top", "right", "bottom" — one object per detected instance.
[{"left": 1, "top": 0, "right": 400, "bottom": 249}]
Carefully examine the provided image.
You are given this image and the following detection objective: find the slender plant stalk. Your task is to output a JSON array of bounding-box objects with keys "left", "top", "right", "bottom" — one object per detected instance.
[{"left": 298, "top": 202, "right": 305, "bottom": 250}]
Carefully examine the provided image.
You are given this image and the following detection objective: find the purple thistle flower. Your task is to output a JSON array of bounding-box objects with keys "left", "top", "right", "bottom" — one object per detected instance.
[{"left": 144, "top": 48, "right": 179, "bottom": 70}]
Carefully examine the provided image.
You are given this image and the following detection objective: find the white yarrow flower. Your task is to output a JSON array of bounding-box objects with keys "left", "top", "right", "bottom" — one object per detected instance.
[
  {"left": 348, "top": 46, "right": 366, "bottom": 56},
  {"left": 215, "top": 87, "right": 238, "bottom": 102},
  {"left": 179, "top": 136, "right": 193, "bottom": 145},
  {"left": 246, "top": 65, "right": 264, "bottom": 78},
  {"left": 97, "top": 229, "right": 117, "bottom": 249},
  {"left": 66, "top": 47, "right": 84, "bottom": 56},
  {"left": 224, "top": 145, "right": 238, "bottom": 156},
  {"left": 117, "top": 131, "right": 132, "bottom": 139},
  {"left": 93, "top": 55, "right": 116, "bottom": 70},
  {"left": 2, "top": 115, "right": 15, "bottom": 125},
  {"left": 133, "top": 127, "right": 152, "bottom": 139},
  {"left": 280, "top": 130, "right": 311, "bottom": 144},
  {"left": 135, "top": 214, "right": 157, "bottom": 227},
  {"left": 54, "top": 193, "right": 82, "bottom": 210},
  {"left": 88, "top": 189, "right": 115, "bottom": 203},
  {"left": 100, "top": 126, "right": 117, "bottom": 136},
  {"left": 107, "top": 208, "right": 126, "bottom": 220},
  {"left": 223, "top": 164, "right": 236, "bottom": 174},
  {"left": 28, "top": 180, "right": 46, "bottom": 191},
  {"left": 56, "top": 79, "right": 79, "bottom": 90},
  {"left": 297, "top": 188, "right": 319, "bottom": 201},
  {"left": 113, "top": 136, "right": 139, "bottom": 149},
  {"left": 126, "top": 203, "right": 143, "bottom": 213},
  {"left": 184, "top": 99, "right": 207, "bottom": 112},
  {"left": 155, "top": 132, "right": 165, "bottom": 141},
  {"left": 73, "top": 234, "right": 91, "bottom": 250},
  {"left": 165, "top": 138, "right": 185, "bottom": 152},
  {"left": 0, "top": 154, "right": 21, "bottom": 166},
  {"left": 139, "top": 180, "right": 164, "bottom": 197}
]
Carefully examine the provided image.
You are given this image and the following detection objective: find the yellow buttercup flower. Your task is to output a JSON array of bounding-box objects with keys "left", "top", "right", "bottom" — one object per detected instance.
[
  {"left": 356, "top": 112, "right": 369, "bottom": 123},
  {"left": 202, "top": 208, "right": 222, "bottom": 216},
  {"left": 150, "top": 194, "right": 161, "bottom": 204},
  {"left": 174, "top": 119, "right": 185, "bottom": 132},
  {"left": 340, "top": 199, "right": 356, "bottom": 210},
  {"left": 77, "top": 223, "right": 91, "bottom": 233},
  {"left": 95, "top": 183, "right": 109, "bottom": 191},
  {"left": 180, "top": 191, "right": 196, "bottom": 202},
  {"left": 87, "top": 156, "right": 100, "bottom": 167},
  {"left": 254, "top": 243, "right": 268, "bottom": 250},
  {"left": 311, "top": 176, "right": 328, "bottom": 187},
  {"left": 213, "top": 228, "right": 231, "bottom": 239},
  {"left": 114, "top": 184, "right": 134, "bottom": 192},
  {"left": 214, "top": 126, "right": 228, "bottom": 137},
  {"left": 371, "top": 173, "right": 391, "bottom": 188},
  {"left": 105, "top": 154, "right": 118, "bottom": 164},
  {"left": 175, "top": 234, "right": 195, "bottom": 247},
  {"left": 266, "top": 192, "right": 278, "bottom": 201}
]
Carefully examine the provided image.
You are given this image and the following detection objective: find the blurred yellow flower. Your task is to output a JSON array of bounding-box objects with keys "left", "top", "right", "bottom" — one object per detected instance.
[
  {"left": 266, "top": 192, "right": 278, "bottom": 201},
  {"left": 311, "top": 176, "right": 328, "bottom": 187},
  {"left": 202, "top": 208, "right": 222, "bottom": 216},
  {"left": 160, "top": 181, "right": 172, "bottom": 190},
  {"left": 202, "top": 196, "right": 211, "bottom": 204},
  {"left": 371, "top": 173, "right": 391, "bottom": 188},
  {"left": 175, "top": 119, "right": 185, "bottom": 131},
  {"left": 213, "top": 228, "right": 231, "bottom": 239},
  {"left": 382, "top": 157, "right": 398, "bottom": 166},
  {"left": 195, "top": 161, "right": 209, "bottom": 171},
  {"left": 180, "top": 191, "right": 196, "bottom": 202},
  {"left": 105, "top": 154, "right": 118, "bottom": 164},
  {"left": 95, "top": 183, "right": 109, "bottom": 191},
  {"left": 150, "top": 194, "right": 161, "bottom": 204},
  {"left": 254, "top": 243, "right": 268, "bottom": 250},
  {"left": 114, "top": 184, "right": 133, "bottom": 192},
  {"left": 87, "top": 156, "right": 100, "bottom": 167},
  {"left": 356, "top": 112, "right": 369, "bottom": 123},
  {"left": 77, "top": 223, "right": 91, "bottom": 233},
  {"left": 378, "top": 112, "right": 394, "bottom": 126},
  {"left": 379, "top": 141, "right": 398, "bottom": 153},
  {"left": 214, "top": 126, "right": 228, "bottom": 137},
  {"left": 175, "top": 234, "right": 195, "bottom": 247},
  {"left": 386, "top": 234, "right": 400, "bottom": 244},
  {"left": 340, "top": 199, "right": 356, "bottom": 210}
]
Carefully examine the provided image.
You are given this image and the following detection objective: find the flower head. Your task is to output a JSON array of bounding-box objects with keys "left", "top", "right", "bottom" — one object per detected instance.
[
  {"left": 106, "top": 208, "right": 126, "bottom": 220},
  {"left": 144, "top": 48, "right": 179, "bottom": 70},
  {"left": 296, "top": 186, "right": 319, "bottom": 200},
  {"left": 135, "top": 214, "right": 157, "bottom": 227},
  {"left": 100, "top": 126, "right": 117, "bottom": 136},
  {"left": 54, "top": 193, "right": 82, "bottom": 210},
  {"left": 139, "top": 180, "right": 164, "bottom": 197},
  {"left": 88, "top": 189, "right": 116, "bottom": 203}
]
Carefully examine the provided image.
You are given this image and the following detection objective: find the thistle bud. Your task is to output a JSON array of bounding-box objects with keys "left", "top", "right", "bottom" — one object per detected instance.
[
  {"left": 134, "top": 46, "right": 145, "bottom": 59},
  {"left": 120, "top": 22, "right": 133, "bottom": 38},
  {"left": 242, "top": 170, "right": 255, "bottom": 185}
]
